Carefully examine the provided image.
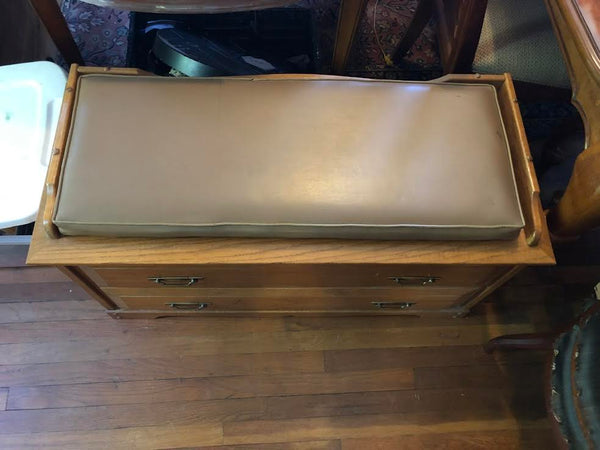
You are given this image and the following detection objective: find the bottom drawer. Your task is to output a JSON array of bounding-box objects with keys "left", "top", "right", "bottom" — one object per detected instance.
[
  {"left": 110, "top": 287, "right": 474, "bottom": 312},
  {"left": 118, "top": 297, "right": 463, "bottom": 312}
]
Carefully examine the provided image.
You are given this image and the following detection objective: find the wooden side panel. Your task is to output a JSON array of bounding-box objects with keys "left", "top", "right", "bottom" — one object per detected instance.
[
  {"left": 497, "top": 76, "right": 545, "bottom": 246},
  {"left": 0, "top": 0, "right": 59, "bottom": 65},
  {"left": 29, "top": 0, "right": 83, "bottom": 65}
]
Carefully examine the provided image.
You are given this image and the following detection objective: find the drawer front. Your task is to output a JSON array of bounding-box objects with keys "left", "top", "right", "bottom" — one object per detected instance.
[
  {"left": 118, "top": 297, "right": 460, "bottom": 312},
  {"left": 87, "top": 264, "right": 500, "bottom": 289},
  {"left": 107, "top": 286, "right": 473, "bottom": 312}
]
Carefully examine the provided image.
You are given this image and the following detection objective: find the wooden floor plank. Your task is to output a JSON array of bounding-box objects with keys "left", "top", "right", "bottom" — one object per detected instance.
[
  {"left": 0, "top": 282, "right": 89, "bottom": 303},
  {"left": 0, "top": 300, "right": 105, "bottom": 324},
  {"left": 6, "top": 368, "right": 413, "bottom": 410},
  {"left": 415, "top": 363, "right": 546, "bottom": 390},
  {"left": 0, "top": 323, "right": 535, "bottom": 365},
  {"left": 282, "top": 306, "right": 531, "bottom": 331},
  {"left": 191, "top": 441, "right": 341, "bottom": 450},
  {"left": 0, "top": 387, "right": 547, "bottom": 433},
  {"left": 223, "top": 414, "right": 551, "bottom": 445},
  {"left": 340, "top": 429, "right": 558, "bottom": 450},
  {"left": 0, "top": 423, "right": 223, "bottom": 449},
  {"left": 0, "top": 312, "right": 539, "bottom": 345},
  {"left": 323, "top": 346, "right": 547, "bottom": 372},
  {"left": 0, "top": 317, "right": 290, "bottom": 345},
  {"left": 0, "top": 389, "right": 7, "bottom": 411},
  {"left": 0, "top": 267, "right": 68, "bottom": 284},
  {"left": 262, "top": 388, "right": 546, "bottom": 421},
  {"left": 0, "top": 398, "right": 265, "bottom": 434},
  {"left": 0, "top": 351, "right": 324, "bottom": 387}
]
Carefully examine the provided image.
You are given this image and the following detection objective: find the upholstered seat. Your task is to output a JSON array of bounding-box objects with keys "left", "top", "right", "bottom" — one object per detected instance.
[{"left": 53, "top": 74, "right": 524, "bottom": 240}]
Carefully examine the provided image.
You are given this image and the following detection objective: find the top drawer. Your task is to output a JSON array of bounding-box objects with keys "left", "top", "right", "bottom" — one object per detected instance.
[{"left": 85, "top": 264, "right": 501, "bottom": 288}]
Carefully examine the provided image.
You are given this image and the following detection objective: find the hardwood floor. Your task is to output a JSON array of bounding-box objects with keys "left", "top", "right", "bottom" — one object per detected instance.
[{"left": 1, "top": 256, "right": 595, "bottom": 448}]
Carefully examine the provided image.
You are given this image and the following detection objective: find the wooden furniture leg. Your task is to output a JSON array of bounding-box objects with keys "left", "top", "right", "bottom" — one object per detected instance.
[
  {"left": 29, "top": 0, "right": 84, "bottom": 65},
  {"left": 392, "top": 0, "right": 487, "bottom": 72},
  {"left": 484, "top": 332, "right": 557, "bottom": 352},
  {"left": 332, "top": 0, "right": 368, "bottom": 74},
  {"left": 392, "top": 0, "right": 434, "bottom": 64},
  {"left": 486, "top": 300, "right": 600, "bottom": 353}
]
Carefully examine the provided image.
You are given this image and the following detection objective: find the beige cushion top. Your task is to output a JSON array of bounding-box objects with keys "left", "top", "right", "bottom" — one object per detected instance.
[{"left": 54, "top": 74, "right": 524, "bottom": 240}]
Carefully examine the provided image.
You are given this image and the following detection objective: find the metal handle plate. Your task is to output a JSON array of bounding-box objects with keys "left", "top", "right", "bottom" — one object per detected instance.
[
  {"left": 389, "top": 276, "right": 439, "bottom": 286},
  {"left": 372, "top": 301, "right": 416, "bottom": 310},
  {"left": 166, "top": 302, "right": 210, "bottom": 310},
  {"left": 148, "top": 276, "right": 203, "bottom": 286}
]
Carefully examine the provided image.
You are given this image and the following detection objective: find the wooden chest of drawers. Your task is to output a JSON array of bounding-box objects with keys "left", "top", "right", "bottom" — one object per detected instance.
[
  {"left": 78, "top": 264, "right": 501, "bottom": 316},
  {"left": 27, "top": 228, "right": 554, "bottom": 317},
  {"left": 26, "top": 68, "right": 555, "bottom": 318}
]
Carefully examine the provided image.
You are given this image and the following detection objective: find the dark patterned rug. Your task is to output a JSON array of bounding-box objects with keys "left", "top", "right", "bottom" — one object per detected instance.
[
  {"left": 61, "top": 0, "right": 130, "bottom": 67},
  {"left": 292, "top": 0, "right": 441, "bottom": 78},
  {"left": 60, "top": 0, "right": 440, "bottom": 77}
]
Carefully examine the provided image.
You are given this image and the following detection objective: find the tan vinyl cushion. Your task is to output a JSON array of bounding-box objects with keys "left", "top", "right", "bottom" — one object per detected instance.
[{"left": 53, "top": 74, "right": 524, "bottom": 240}]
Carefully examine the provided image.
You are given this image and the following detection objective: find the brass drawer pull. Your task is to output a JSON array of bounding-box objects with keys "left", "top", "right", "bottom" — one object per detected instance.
[
  {"left": 389, "top": 276, "right": 439, "bottom": 286},
  {"left": 372, "top": 301, "right": 416, "bottom": 310},
  {"left": 166, "top": 302, "right": 210, "bottom": 310},
  {"left": 148, "top": 276, "right": 203, "bottom": 286}
]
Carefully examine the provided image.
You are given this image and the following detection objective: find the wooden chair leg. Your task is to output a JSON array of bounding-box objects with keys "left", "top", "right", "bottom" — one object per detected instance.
[
  {"left": 392, "top": 0, "right": 435, "bottom": 64},
  {"left": 548, "top": 143, "right": 600, "bottom": 237},
  {"left": 484, "top": 332, "right": 557, "bottom": 353},
  {"left": 29, "top": 0, "right": 84, "bottom": 65},
  {"left": 486, "top": 302, "right": 600, "bottom": 353},
  {"left": 332, "top": 0, "right": 368, "bottom": 74}
]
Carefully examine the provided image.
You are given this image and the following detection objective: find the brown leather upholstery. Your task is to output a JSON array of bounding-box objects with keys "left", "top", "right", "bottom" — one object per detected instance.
[{"left": 54, "top": 74, "right": 524, "bottom": 240}]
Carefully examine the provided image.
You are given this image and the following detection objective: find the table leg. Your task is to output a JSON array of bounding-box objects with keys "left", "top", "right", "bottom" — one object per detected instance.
[
  {"left": 392, "top": 0, "right": 435, "bottom": 64},
  {"left": 29, "top": 0, "right": 84, "bottom": 65},
  {"left": 332, "top": 0, "right": 368, "bottom": 74}
]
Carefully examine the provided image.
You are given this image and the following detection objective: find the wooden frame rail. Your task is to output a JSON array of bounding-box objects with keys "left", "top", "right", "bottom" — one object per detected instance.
[{"left": 437, "top": 73, "right": 543, "bottom": 246}]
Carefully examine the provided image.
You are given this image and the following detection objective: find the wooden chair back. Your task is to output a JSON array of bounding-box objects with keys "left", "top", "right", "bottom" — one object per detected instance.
[{"left": 435, "top": 0, "right": 488, "bottom": 73}]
